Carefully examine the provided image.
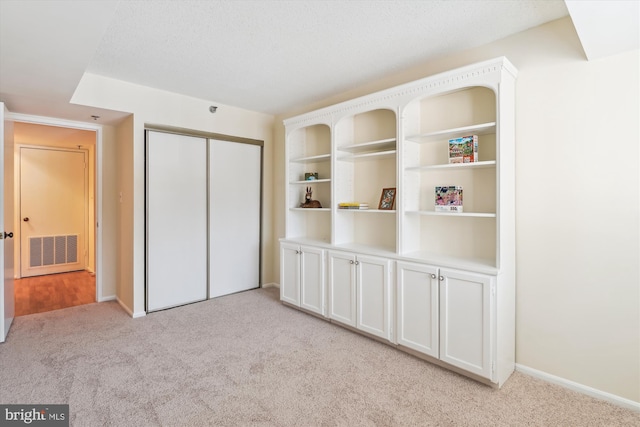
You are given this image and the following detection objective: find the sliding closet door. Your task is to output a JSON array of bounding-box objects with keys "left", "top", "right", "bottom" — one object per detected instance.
[
  {"left": 146, "top": 131, "right": 208, "bottom": 312},
  {"left": 209, "top": 139, "right": 261, "bottom": 298}
]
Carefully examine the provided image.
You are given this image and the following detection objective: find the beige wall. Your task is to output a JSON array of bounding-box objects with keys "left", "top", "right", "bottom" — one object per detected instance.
[
  {"left": 98, "top": 124, "right": 118, "bottom": 299},
  {"left": 114, "top": 115, "right": 134, "bottom": 310},
  {"left": 274, "top": 17, "right": 639, "bottom": 402},
  {"left": 72, "top": 77, "right": 275, "bottom": 316}
]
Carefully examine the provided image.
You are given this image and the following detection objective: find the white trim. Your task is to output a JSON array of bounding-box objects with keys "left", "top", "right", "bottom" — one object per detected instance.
[
  {"left": 516, "top": 364, "right": 640, "bottom": 412},
  {"left": 98, "top": 295, "right": 115, "bottom": 302},
  {"left": 262, "top": 282, "right": 280, "bottom": 289},
  {"left": 5, "top": 112, "right": 103, "bottom": 304}
]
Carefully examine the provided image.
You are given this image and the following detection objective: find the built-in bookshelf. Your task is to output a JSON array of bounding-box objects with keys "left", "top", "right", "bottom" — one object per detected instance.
[
  {"left": 282, "top": 61, "right": 516, "bottom": 271},
  {"left": 281, "top": 57, "right": 517, "bottom": 387},
  {"left": 401, "top": 86, "right": 498, "bottom": 270},
  {"left": 334, "top": 108, "right": 397, "bottom": 254},
  {"left": 286, "top": 122, "right": 332, "bottom": 243}
]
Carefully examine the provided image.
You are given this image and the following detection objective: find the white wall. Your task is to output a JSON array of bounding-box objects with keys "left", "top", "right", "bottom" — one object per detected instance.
[
  {"left": 71, "top": 77, "right": 275, "bottom": 317},
  {"left": 274, "top": 17, "right": 639, "bottom": 403}
]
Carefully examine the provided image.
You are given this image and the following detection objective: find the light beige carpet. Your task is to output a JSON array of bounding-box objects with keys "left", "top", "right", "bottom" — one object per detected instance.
[{"left": 1, "top": 287, "right": 638, "bottom": 426}]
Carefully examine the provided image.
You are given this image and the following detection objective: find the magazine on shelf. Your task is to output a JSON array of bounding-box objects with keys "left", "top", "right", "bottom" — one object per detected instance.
[
  {"left": 338, "top": 202, "right": 369, "bottom": 210},
  {"left": 448, "top": 135, "right": 478, "bottom": 163},
  {"left": 435, "top": 186, "right": 463, "bottom": 212}
]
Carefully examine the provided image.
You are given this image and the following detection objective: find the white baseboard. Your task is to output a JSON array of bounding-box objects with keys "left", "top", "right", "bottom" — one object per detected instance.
[
  {"left": 98, "top": 295, "right": 116, "bottom": 302},
  {"left": 132, "top": 310, "right": 146, "bottom": 318},
  {"left": 515, "top": 364, "right": 640, "bottom": 412},
  {"left": 262, "top": 282, "right": 280, "bottom": 289},
  {"left": 116, "top": 297, "right": 146, "bottom": 318}
]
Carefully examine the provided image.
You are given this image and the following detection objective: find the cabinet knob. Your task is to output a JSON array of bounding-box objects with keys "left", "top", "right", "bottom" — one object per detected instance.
[
  {"left": 439, "top": 276, "right": 444, "bottom": 281},
  {"left": 350, "top": 260, "right": 354, "bottom": 264},
  {"left": 430, "top": 273, "right": 436, "bottom": 279}
]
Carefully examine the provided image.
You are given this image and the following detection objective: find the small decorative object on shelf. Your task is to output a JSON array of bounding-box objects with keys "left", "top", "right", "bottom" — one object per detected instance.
[
  {"left": 449, "top": 135, "right": 478, "bottom": 163},
  {"left": 338, "top": 202, "right": 369, "bottom": 210},
  {"left": 378, "top": 188, "right": 396, "bottom": 210},
  {"left": 435, "top": 186, "right": 463, "bottom": 212},
  {"left": 304, "top": 172, "right": 319, "bottom": 181},
  {"left": 300, "top": 187, "right": 322, "bottom": 208}
]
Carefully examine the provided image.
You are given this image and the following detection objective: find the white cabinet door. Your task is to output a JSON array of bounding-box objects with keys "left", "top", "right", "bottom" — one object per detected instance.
[
  {"left": 439, "top": 268, "right": 494, "bottom": 379},
  {"left": 357, "top": 254, "right": 391, "bottom": 341},
  {"left": 396, "top": 261, "right": 439, "bottom": 357},
  {"left": 280, "top": 242, "right": 300, "bottom": 306},
  {"left": 300, "top": 245, "right": 325, "bottom": 315},
  {"left": 328, "top": 250, "right": 356, "bottom": 327}
]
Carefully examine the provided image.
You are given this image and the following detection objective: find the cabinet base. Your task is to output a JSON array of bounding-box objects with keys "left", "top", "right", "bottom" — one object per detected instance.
[
  {"left": 280, "top": 301, "right": 514, "bottom": 388},
  {"left": 281, "top": 301, "right": 327, "bottom": 321},
  {"left": 397, "top": 345, "right": 507, "bottom": 388}
]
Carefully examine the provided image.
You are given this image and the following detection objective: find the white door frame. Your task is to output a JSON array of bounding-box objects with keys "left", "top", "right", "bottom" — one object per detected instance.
[
  {"left": 17, "top": 145, "right": 90, "bottom": 277},
  {"left": 6, "top": 112, "right": 103, "bottom": 302},
  {"left": 1, "top": 103, "right": 15, "bottom": 342}
]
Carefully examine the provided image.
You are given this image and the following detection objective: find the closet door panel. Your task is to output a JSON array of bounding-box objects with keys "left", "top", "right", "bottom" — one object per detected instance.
[
  {"left": 146, "top": 131, "right": 208, "bottom": 312},
  {"left": 209, "top": 139, "right": 261, "bottom": 298}
]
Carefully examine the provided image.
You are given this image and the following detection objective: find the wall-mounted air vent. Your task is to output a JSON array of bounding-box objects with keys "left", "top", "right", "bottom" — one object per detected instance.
[{"left": 29, "top": 235, "right": 78, "bottom": 268}]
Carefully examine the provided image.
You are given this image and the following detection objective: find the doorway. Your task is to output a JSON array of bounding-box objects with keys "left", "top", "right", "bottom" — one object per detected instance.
[{"left": 12, "top": 121, "right": 97, "bottom": 316}]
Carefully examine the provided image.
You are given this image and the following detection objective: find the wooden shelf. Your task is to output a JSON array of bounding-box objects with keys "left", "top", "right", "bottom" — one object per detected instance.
[
  {"left": 405, "top": 210, "right": 496, "bottom": 218},
  {"left": 399, "top": 250, "right": 498, "bottom": 274},
  {"left": 290, "top": 178, "right": 331, "bottom": 184},
  {"left": 338, "top": 138, "right": 396, "bottom": 153},
  {"left": 337, "top": 209, "right": 396, "bottom": 214},
  {"left": 290, "top": 153, "right": 331, "bottom": 163},
  {"left": 405, "top": 160, "right": 496, "bottom": 172},
  {"left": 338, "top": 150, "right": 396, "bottom": 161},
  {"left": 406, "top": 122, "right": 495, "bottom": 144}
]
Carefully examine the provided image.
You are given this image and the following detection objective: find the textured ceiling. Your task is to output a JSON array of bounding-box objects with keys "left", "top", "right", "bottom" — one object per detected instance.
[
  {"left": 86, "top": 0, "right": 569, "bottom": 115},
  {"left": 2, "top": 1, "right": 637, "bottom": 124}
]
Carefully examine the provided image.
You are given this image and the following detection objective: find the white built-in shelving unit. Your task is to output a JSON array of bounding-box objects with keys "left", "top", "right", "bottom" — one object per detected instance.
[{"left": 280, "top": 57, "right": 517, "bottom": 387}]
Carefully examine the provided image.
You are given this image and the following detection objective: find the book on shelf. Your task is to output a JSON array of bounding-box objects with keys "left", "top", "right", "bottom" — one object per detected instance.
[
  {"left": 338, "top": 202, "right": 369, "bottom": 210},
  {"left": 448, "top": 135, "right": 478, "bottom": 163},
  {"left": 435, "top": 186, "right": 463, "bottom": 212}
]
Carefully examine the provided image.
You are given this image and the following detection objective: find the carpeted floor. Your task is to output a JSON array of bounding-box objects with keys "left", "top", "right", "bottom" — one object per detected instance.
[{"left": 0, "top": 287, "right": 638, "bottom": 426}]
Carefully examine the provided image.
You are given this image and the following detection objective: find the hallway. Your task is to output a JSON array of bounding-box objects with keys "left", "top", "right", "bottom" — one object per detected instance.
[{"left": 14, "top": 270, "right": 96, "bottom": 316}]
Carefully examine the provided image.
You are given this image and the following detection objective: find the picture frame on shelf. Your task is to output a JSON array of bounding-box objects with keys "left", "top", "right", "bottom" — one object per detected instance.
[
  {"left": 378, "top": 187, "right": 396, "bottom": 210},
  {"left": 304, "top": 172, "right": 318, "bottom": 181}
]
